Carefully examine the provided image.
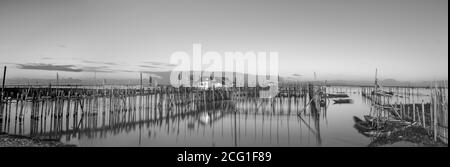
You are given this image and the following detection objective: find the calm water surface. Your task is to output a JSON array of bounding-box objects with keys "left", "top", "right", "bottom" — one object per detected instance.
[{"left": 0, "top": 86, "right": 435, "bottom": 146}]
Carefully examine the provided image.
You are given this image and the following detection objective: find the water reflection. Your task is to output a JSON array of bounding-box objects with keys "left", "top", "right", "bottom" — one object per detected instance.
[{"left": 1, "top": 86, "right": 413, "bottom": 146}]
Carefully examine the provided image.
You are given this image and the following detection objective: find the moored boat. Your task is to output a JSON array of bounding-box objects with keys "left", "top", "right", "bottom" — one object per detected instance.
[
  {"left": 353, "top": 116, "right": 375, "bottom": 132},
  {"left": 333, "top": 99, "right": 353, "bottom": 104},
  {"left": 326, "top": 93, "right": 349, "bottom": 98}
]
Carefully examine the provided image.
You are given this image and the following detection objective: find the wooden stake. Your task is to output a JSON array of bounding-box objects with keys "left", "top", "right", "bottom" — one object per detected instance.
[
  {"left": 1, "top": 66, "right": 6, "bottom": 101},
  {"left": 433, "top": 83, "right": 438, "bottom": 142},
  {"left": 422, "top": 100, "right": 425, "bottom": 127}
]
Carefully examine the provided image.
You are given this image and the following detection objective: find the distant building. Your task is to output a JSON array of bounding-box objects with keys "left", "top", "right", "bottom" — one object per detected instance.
[{"left": 194, "top": 77, "right": 225, "bottom": 89}]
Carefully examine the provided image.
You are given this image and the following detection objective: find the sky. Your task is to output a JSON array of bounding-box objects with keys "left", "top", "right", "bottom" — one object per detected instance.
[{"left": 0, "top": 0, "right": 448, "bottom": 81}]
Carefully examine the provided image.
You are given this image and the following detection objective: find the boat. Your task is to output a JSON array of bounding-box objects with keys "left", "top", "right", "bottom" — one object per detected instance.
[
  {"left": 353, "top": 116, "right": 375, "bottom": 132},
  {"left": 364, "top": 115, "right": 388, "bottom": 123},
  {"left": 364, "top": 115, "right": 376, "bottom": 122},
  {"left": 363, "top": 115, "right": 411, "bottom": 126},
  {"left": 371, "top": 69, "right": 395, "bottom": 97},
  {"left": 333, "top": 99, "right": 353, "bottom": 104},
  {"left": 371, "top": 90, "right": 394, "bottom": 97},
  {"left": 326, "top": 93, "right": 349, "bottom": 98},
  {"left": 362, "top": 131, "right": 392, "bottom": 138},
  {"left": 353, "top": 126, "right": 373, "bottom": 137}
]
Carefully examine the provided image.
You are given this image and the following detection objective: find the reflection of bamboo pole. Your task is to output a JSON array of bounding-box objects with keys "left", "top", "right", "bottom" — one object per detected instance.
[
  {"left": 422, "top": 100, "right": 426, "bottom": 127},
  {"left": 297, "top": 115, "right": 317, "bottom": 135},
  {"left": 433, "top": 83, "right": 438, "bottom": 142},
  {"left": 413, "top": 88, "right": 416, "bottom": 122}
]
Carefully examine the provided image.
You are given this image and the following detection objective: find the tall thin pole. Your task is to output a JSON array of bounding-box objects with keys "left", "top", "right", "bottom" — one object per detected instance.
[
  {"left": 1, "top": 66, "right": 6, "bottom": 101},
  {"left": 140, "top": 73, "right": 143, "bottom": 90},
  {"left": 374, "top": 68, "right": 378, "bottom": 91},
  {"left": 433, "top": 82, "right": 438, "bottom": 142}
]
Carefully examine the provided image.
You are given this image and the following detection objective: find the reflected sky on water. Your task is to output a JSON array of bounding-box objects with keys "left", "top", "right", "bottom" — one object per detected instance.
[{"left": 0, "top": 86, "right": 438, "bottom": 147}]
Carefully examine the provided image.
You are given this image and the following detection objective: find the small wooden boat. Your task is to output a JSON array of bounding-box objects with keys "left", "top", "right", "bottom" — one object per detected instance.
[
  {"left": 371, "top": 90, "right": 394, "bottom": 97},
  {"left": 353, "top": 116, "right": 375, "bottom": 132},
  {"left": 363, "top": 115, "right": 411, "bottom": 126},
  {"left": 353, "top": 126, "right": 373, "bottom": 137},
  {"left": 333, "top": 99, "right": 352, "bottom": 104},
  {"left": 326, "top": 93, "right": 349, "bottom": 98},
  {"left": 362, "top": 131, "right": 392, "bottom": 138},
  {"left": 364, "top": 115, "right": 387, "bottom": 123},
  {"left": 364, "top": 115, "right": 376, "bottom": 122}
]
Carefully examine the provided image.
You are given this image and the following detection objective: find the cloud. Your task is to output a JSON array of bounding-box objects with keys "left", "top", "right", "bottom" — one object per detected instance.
[
  {"left": 104, "top": 62, "right": 118, "bottom": 65},
  {"left": 82, "top": 60, "right": 119, "bottom": 66},
  {"left": 143, "top": 61, "right": 176, "bottom": 67},
  {"left": 115, "top": 69, "right": 136, "bottom": 73},
  {"left": 139, "top": 61, "right": 177, "bottom": 72},
  {"left": 16, "top": 63, "right": 83, "bottom": 72},
  {"left": 144, "top": 61, "right": 165, "bottom": 65},
  {"left": 16, "top": 63, "right": 122, "bottom": 73},
  {"left": 82, "top": 66, "right": 114, "bottom": 73},
  {"left": 140, "top": 65, "right": 158, "bottom": 68},
  {"left": 14, "top": 60, "right": 174, "bottom": 74},
  {"left": 166, "top": 64, "right": 177, "bottom": 67}
]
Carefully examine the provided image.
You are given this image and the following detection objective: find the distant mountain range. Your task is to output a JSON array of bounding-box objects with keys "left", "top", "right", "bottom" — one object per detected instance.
[{"left": 2, "top": 71, "right": 446, "bottom": 88}]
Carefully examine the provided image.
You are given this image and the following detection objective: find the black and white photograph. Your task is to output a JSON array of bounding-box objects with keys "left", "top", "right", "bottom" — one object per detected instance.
[{"left": 0, "top": 0, "right": 447, "bottom": 153}]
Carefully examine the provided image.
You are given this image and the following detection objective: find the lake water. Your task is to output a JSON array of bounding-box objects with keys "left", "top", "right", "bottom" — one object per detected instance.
[{"left": 0, "top": 86, "right": 437, "bottom": 147}]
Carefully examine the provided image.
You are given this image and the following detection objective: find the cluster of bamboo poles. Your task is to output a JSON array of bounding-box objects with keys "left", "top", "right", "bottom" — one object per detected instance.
[
  {"left": 0, "top": 87, "right": 227, "bottom": 136},
  {"left": 430, "top": 81, "right": 448, "bottom": 143},
  {"left": 0, "top": 83, "right": 315, "bottom": 138},
  {"left": 361, "top": 83, "right": 448, "bottom": 144}
]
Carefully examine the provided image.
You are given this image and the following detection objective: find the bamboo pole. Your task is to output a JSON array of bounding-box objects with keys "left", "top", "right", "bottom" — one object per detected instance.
[
  {"left": 422, "top": 100, "right": 425, "bottom": 127},
  {"left": 433, "top": 83, "right": 438, "bottom": 142},
  {"left": 413, "top": 88, "right": 416, "bottom": 122},
  {"left": 1, "top": 66, "right": 6, "bottom": 102}
]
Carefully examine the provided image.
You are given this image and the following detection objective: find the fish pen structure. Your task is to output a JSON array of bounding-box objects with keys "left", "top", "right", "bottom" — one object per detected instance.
[
  {"left": 0, "top": 82, "right": 326, "bottom": 142},
  {"left": 361, "top": 81, "right": 448, "bottom": 144}
]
